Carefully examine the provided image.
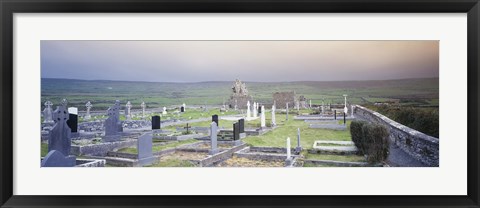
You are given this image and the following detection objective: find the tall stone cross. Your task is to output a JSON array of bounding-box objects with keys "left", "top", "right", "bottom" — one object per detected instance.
[
  {"left": 141, "top": 101, "right": 146, "bottom": 119},
  {"left": 43, "top": 101, "right": 54, "bottom": 123},
  {"left": 49, "top": 105, "right": 71, "bottom": 156},
  {"left": 85, "top": 101, "right": 92, "bottom": 120},
  {"left": 125, "top": 101, "right": 132, "bottom": 120},
  {"left": 61, "top": 98, "right": 68, "bottom": 107},
  {"left": 184, "top": 123, "right": 191, "bottom": 134}
]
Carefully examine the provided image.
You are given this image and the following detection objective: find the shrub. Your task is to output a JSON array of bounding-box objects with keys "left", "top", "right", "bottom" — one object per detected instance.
[
  {"left": 361, "top": 123, "right": 390, "bottom": 164},
  {"left": 350, "top": 121, "right": 390, "bottom": 164},
  {"left": 350, "top": 120, "right": 368, "bottom": 154}
]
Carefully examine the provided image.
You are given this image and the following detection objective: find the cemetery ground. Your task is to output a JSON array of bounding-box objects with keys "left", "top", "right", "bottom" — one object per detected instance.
[
  {"left": 40, "top": 78, "right": 439, "bottom": 167},
  {"left": 41, "top": 107, "right": 367, "bottom": 167}
]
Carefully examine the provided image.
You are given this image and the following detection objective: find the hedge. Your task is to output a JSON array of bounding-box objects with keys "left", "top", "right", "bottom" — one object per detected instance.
[{"left": 350, "top": 120, "right": 390, "bottom": 164}]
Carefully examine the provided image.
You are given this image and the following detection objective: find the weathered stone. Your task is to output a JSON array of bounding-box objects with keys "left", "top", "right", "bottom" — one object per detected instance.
[
  {"left": 209, "top": 122, "right": 219, "bottom": 155},
  {"left": 137, "top": 133, "right": 155, "bottom": 166},
  {"left": 49, "top": 105, "right": 72, "bottom": 156},
  {"left": 212, "top": 114, "right": 219, "bottom": 126},
  {"left": 103, "top": 100, "right": 122, "bottom": 142},
  {"left": 41, "top": 150, "right": 76, "bottom": 167},
  {"left": 43, "top": 101, "right": 54, "bottom": 124}
]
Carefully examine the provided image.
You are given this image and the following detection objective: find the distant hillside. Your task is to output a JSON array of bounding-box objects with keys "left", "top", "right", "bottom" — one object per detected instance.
[{"left": 41, "top": 78, "right": 439, "bottom": 110}]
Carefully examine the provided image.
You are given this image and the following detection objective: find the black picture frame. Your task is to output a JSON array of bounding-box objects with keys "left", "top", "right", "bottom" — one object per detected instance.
[{"left": 1, "top": 0, "right": 479, "bottom": 207}]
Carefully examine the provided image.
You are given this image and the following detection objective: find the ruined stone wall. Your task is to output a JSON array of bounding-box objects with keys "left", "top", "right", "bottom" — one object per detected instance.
[
  {"left": 353, "top": 105, "right": 439, "bottom": 166},
  {"left": 272, "top": 92, "right": 296, "bottom": 109}
]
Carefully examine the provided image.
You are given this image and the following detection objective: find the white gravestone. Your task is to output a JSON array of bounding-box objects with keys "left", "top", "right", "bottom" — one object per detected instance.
[
  {"left": 260, "top": 105, "right": 266, "bottom": 128},
  {"left": 141, "top": 101, "right": 146, "bottom": 119},
  {"left": 271, "top": 104, "right": 276, "bottom": 126},
  {"left": 84, "top": 101, "right": 92, "bottom": 120},
  {"left": 209, "top": 122, "right": 219, "bottom": 155},
  {"left": 351, "top": 105, "right": 355, "bottom": 118},
  {"left": 286, "top": 102, "right": 289, "bottom": 121},
  {"left": 162, "top": 107, "right": 167, "bottom": 115},
  {"left": 286, "top": 137, "right": 291, "bottom": 160},
  {"left": 343, "top": 94, "right": 348, "bottom": 114},
  {"left": 125, "top": 101, "right": 132, "bottom": 120},
  {"left": 43, "top": 101, "right": 54, "bottom": 124},
  {"left": 246, "top": 101, "right": 251, "bottom": 119}
]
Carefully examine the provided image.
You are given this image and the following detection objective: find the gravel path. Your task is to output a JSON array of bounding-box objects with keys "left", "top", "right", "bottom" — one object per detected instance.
[{"left": 386, "top": 144, "right": 425, "bottom": 167}]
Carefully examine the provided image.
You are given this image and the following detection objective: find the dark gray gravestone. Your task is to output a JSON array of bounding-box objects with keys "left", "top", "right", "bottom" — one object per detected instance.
[
  {"left": 233, "top": 122, "right": 240, "bottom": 141},
  {"left": 334, "top": 110, "right": 337, "bottom": 120},
  {"left": 137, "top": 133, "right": 155, "bottom": 166},
  {"left": 67, "top": 114, "right": 78, "bottom": 133},
  {"left": 41, "top": 150, "right": 76, "bottom": 167},
  {"left": 49, "top": 105, "right": 72, "bottom": 156},
  {"left": 103, "top": 101, "right": 122, "bottom": 142},
  {"left": 258, "top": 106, "right": 262, "bottom": 114},
  {"left": 209, "top": 122, "right": 219, "bottom": 155},
  {"left": 343, "top": 112, "right": 346, "bottom": 125},
  {"left": 238, "top": 119, "right": 245, "bottom": 133},
  {"left": 152, "top": 116, "right": 161, "bottom": 130},
  {"left": 212, "top": 114, "right": 219, "bottom": 126},
  {"left": 180, "top": 106, "right": 185, "bottom": 112}
]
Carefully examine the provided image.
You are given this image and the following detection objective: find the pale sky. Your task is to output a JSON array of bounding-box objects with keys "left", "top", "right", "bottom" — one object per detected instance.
[{"left": 41, "top": 40, "right": 439, "bottom": 82}]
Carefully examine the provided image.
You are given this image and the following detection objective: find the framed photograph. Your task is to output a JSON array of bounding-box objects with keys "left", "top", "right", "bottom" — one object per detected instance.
[{"left": 1, "top": 0, "right": 479, "bottom": 207}]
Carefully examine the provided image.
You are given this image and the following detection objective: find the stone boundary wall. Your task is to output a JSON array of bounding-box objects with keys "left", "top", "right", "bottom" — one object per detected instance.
[
  {"left": 353, "top": 105, "right": 439, "bottom": 166},
  {"left": 71, "top": 139, "right": 137, "bottom": 156}
]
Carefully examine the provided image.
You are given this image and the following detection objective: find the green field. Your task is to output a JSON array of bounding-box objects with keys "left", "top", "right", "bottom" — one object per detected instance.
[{"left": 41, "top": 78, "right": 439, "bottom": 110}]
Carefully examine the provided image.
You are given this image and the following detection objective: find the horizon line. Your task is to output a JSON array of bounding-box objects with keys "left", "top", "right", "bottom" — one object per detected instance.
[{"left": 41, "top": 77, "right": 439, "bottom": 84}]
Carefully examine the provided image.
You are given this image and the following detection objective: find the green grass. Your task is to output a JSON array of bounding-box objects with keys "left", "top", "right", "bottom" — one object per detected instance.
[
  {"left": 41, "top": 142, "right": 48, "bottom": 157},
  {"left": 117, "top": 139, "right": 199, "bottom": 154},
  {"left": 146, "top": 159, "right": 196, "bottom": 167},
  {"left": 304, "top": 152, "right": 366, "bottom": 162},
  {"left": 41, "top": 78, "right": 439, "bottom": 111},
  {"left": 243, "top": 112, "right": 352, "bottom": 147}
]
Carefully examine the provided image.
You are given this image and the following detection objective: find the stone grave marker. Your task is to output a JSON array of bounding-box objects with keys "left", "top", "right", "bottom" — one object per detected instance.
[
  {"left": 152, "top": 116, "right": 161, "bottom": 130},
  {"left": 137, "top": 133, "right": 155, "bottom": 166},
  {"left": 49, "top": 105, "right": 72, "bottom": 156},
  {"left": 285, "top": 137, "right": 292, "bottom": 166},
  {"left": 182, "top": 103, "right": 186, "bottom": 112},
  {"left": 212, "top": 114, "right": 219, "bottom": 126},
  {"left": 103, "top": 100, "right": 122, "bottom": 142},
  {"left": 271, "top": 104, "right": 276, "bottom": 126},
  {"left": 260, "top": 105, "right": 266, "bottom": 128},
  {"left": 67, "top": 107, "right": 78, "bottom": 133},
  {"left": 180, "top": 106, "right": 185, "bottom": 113},
  {"left": 295, "top": 128, "right": 302, "bottom": 153},
  {"left": 246, "top": 101, "right": 251, "bottom": 119},
  {"left": 286, "top": 102, "right": 289, "bottom": 121},
  {"left": 233, "top": 122, "right": 240, "bottom": 141},
  {"left": 141, "top": 101, "right": 146, "bottom": 119},
  {"left": 162, "top": 106, "right": 167, "bottom": 115},
  {"left": 41, "top": 150, "right": 76, "bottom": 167},
  {"left": 125, "top": 101, "right": 132, "bottom": 121},
  {"left": 238, "top": 118, "right": 245, "bottom": 133},
  {"left": 209, "top": 122, "right": 219, "bottom": 155},
  {"left": 343, "top": 112, "right": 346, "bottom": 125},
  {"left": 85, "top": 101, "right": 92, "bottom": 120},
  {"left": 334, "top": 110, "right": 337, "bottom": 120},
  {"left": 43, "top": 101, "right": 54, "bottom": 124},
  {"left": 351, "top": 105, "right": 355, "bottom": 118}
]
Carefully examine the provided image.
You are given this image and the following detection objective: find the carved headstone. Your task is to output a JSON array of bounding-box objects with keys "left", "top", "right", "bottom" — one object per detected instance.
[
  {"left": 48, "top": 105, "right": 71, "bottom": 156},
  {"left": 41, "top": 150, "right": 76, "bottom": 167},
  {"left": 233, "top": 122, "right": 240, "bottom": 141},
  {"left": 209, "top": 122, "right": 219, "bottom": 155},
  {"left": 152, "top": 116, "right": 161, "bottom": 130},
  {"left": 238, "top": 119, "right": 245, "bottom": 133},
  {"left": 85, "top": 101, "right": 92, "bottom": 120},
  {"left": 125, "top": 101, "right": 132, "bottom": 121},
  {"left": 67, "top": 107, "right": 78, "bottom": 133},
  {"left": 271, "top": 104, "right": 276, "bottom": 126},
  {"left": 43, "top": 101, "right": 54, "bottom": 124},
  {"left": 137, "top": 133, "right": 155, "bottom": 166},
  {"left": 140, "top": 101, "right": 146, "bottom": 119},
  {"left": 212, "top": 114, "right": 219, "bottom": 126},
  {"left": 260, "top": 105, "right": 266, "bottom": 128},
  {"left": 246, "top": 101, "right": 251, "bottom": 119},
  {"left": 103, "top": 100, "right": 122, "bottom": 142}
]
